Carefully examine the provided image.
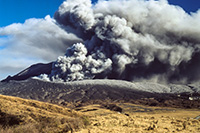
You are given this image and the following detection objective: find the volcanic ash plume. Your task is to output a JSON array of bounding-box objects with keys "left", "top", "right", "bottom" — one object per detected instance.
[
  {"left": 41, "top": 0, "right": 200, "bottom": 83},
  {"left": 47, "top": 43, "right": 112, "bottom": 81}
]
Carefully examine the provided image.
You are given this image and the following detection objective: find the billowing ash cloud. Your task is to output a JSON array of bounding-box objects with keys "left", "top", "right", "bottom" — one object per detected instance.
[
  {"left": 40, "top": 0, "right": 200, "bottom": 84},
  {"left": 46, "top": 43, "right": 112, "bottom": 81}
]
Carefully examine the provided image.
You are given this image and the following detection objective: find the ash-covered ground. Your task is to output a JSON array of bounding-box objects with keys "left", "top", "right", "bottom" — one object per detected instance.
[{"left": 0, "top": 78, "right": 200, "bottom": 108}]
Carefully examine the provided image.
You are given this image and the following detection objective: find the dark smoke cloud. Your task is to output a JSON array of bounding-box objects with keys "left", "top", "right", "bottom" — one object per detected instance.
[{"left": 40, "top": 0, "right": 200, "bottom": 84}]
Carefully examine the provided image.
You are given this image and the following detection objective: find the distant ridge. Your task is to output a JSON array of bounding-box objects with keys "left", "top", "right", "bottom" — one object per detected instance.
[
  {"left": 1, "top": 62, "right": 53, "bottom": 82},
  {"left": 0, "top": 79, "right": 200, "bottom": 108}
]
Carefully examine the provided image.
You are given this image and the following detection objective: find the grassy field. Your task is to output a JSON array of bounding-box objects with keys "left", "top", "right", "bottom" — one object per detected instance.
[
  {"left": 0, "top": 94, "right": 199, "bottom": 133},
  {"left": 0, "top": 95, "right": 89, "bottom": 133},
  {"left": 76, "top": 103, "right": 200, "bottom": 133}
]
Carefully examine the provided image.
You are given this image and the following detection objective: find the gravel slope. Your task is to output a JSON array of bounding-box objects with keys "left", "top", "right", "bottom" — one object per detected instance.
[{"left": 0, "top": 79, "right": 200, "bottom": 109}]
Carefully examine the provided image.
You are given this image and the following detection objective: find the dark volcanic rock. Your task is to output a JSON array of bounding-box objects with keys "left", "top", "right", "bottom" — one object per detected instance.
[
  {"left": 1, "top": 62, "right": 53, "bottom": 82},
  {"left": 0, "top": 79, "right": 157, "bottom": 103},
  {"left": 0, "top": 79, "right": 199, "bottom": 108}
]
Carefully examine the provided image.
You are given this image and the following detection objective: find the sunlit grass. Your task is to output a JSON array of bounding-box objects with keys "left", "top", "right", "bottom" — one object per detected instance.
[{"left": 0, "top": 94, "right": 89, "bottom": 133}]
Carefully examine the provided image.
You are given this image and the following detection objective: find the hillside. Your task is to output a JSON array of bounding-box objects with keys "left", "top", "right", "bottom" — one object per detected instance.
[
  {"left": 0, "top": 79, "right": 200, "bottom": 109},
  {"left": 0, "top": 94, "right": 88, "bottom": 133}
]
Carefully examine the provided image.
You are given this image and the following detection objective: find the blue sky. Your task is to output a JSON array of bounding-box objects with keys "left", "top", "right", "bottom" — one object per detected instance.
[
  {"left": 168, "top": 0, "right": 200, "bottom": 13},
  {"left": 0, "top": 0, "right": 199, "bottom": 27},
  {"left": 0, "top": 0, "right": 64, "bottom": 27}
]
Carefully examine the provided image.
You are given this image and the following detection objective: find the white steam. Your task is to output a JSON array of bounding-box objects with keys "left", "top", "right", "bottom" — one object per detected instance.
[
  {"left": 48, "top": 43, "right": 112, "bottom": 81},
  {"left": 39, "top": 0, "right": 200, "bottom": 83}
]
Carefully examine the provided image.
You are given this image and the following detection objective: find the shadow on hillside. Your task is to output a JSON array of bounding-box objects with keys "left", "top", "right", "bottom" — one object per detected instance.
[{"left": 0, "top": 110, "right": 23, "bottom": 127}]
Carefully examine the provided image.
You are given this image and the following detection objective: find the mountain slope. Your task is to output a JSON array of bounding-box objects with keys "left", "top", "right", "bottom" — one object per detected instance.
[
  {"left": 1, "top": 63, "right": 52, "bottom": 82},
  {"left": 0, "top": 94, "right": 87, "bottom": 132},
  {"left": 0, "top": 79, "right": 200, "bottom": 108}
]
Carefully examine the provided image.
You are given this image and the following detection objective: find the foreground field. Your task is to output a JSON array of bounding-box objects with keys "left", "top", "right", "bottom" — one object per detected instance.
[
  {"left": 0, "top": 94, "right": 199, "bottom": 133},
  {"left": 77, "top": 103, "right": 200, "bottom": 133},
  {"left": 0, "top": 95, "right": 88, "bottom": 133}
]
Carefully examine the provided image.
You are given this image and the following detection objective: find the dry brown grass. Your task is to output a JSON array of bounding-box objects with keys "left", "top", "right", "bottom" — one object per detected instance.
[
  {"left": 1, "top": 94, "right": 200, "bottom": 133},
  {"left": 0, "top": 94, "right": 89, "bottom": 133},
  {"left": 76, "top": 103, "right": 200, "bottom": 133}
]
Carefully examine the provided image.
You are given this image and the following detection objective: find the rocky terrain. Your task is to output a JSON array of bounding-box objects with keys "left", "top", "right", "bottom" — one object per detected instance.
[
  {"left": 0, "top": 78, "right": 200, "bottom": 109},
  {"left": 1, "top": 63, "right": 52, "bottom": 82}
]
